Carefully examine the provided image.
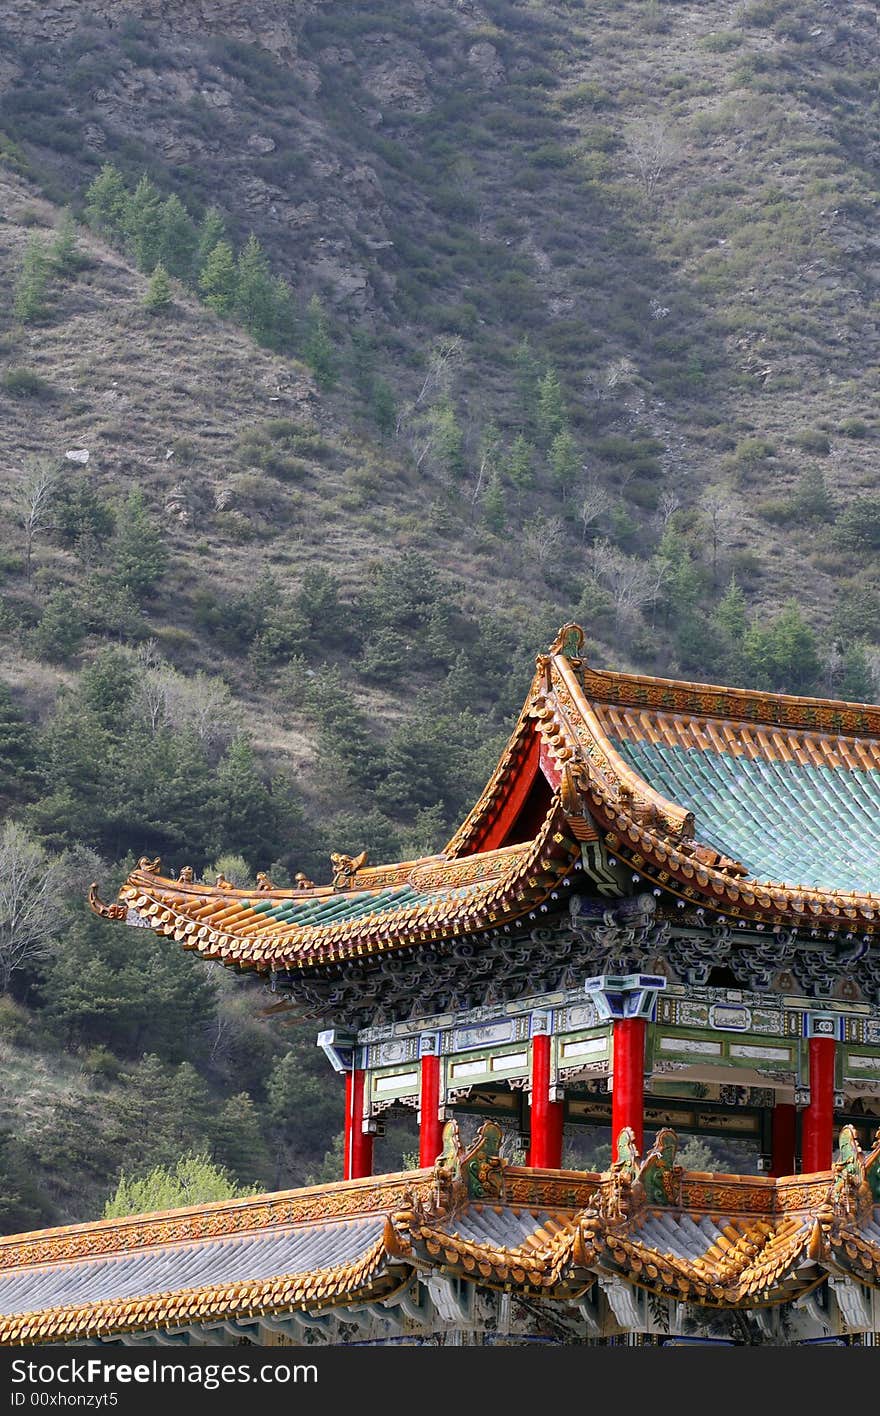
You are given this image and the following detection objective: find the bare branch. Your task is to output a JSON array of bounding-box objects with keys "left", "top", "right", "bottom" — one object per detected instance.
[
  {"left": 700, "top": 486, "right": 738, "bottom": 585},
  {"left": 396, "top": 336, "right": 465, "bottom": 438},
  {"left": 579, "top": 481, "right": 611, "bottom": 541},
  {"left": 11, "top": 460, "right": 56, "bottom": 581},
  {"left": 657, "top": 490, "right": 681, "bottom": 529},
  {"left": 625, "top": 118, "right": 682, "bottom": 205},
  {"left": 522, "top": 514, "right": 565, "bottom": 569},
  {"left": 0, "top": 822, "right": 62, "bottom": 993},
  {"left": 590, "top": 538, "right": 666, "bottom": 623}
]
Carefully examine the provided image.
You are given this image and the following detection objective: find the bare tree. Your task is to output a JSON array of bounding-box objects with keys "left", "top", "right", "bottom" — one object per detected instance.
[
  {"left": 522, "top": 514, "right": 565, "bottom": 570},
  {"left": 700, "top": 487, "right": 738, "bottom": 585},
  {"left": 395, "top": 336, "right": 464, "bottom": 438},
  {"left": 579, "top": 481, "right": 611, "bottom": 541},
  {"left": 134, "top": 660, "right": 239, "bottom": 753},
  {"left": 657, "top": 490, "right": 681, "bottom": 529},
  {"left": 12, "top": 461, "right": 55, "bottom": 581},
  {"left": 625, "top": 118, "right": 682, "bottom": 206},
  {"left": 471, "top": 422, "right": 501, "bottom": 506},
  {"left": 590, "top": 539, "right": 666, "bottom": 624},
  {"left": 0, "top": 821, "right": 62, "bottom": 993}
]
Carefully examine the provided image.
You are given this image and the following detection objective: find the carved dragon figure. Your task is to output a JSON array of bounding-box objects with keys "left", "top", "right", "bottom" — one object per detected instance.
[
  {"left": 831, "top": 1124, "right": 875, "bottom": 1219},
  {"left": 330, "top": 850, "right": 369, "bottom": 890},
  {"left": 867, "top": 1128, "right": 880, "bottom": 1204},
  {"left": 433, "top": 1118, "right": 507, "bottom": 1213},
  {"left": 638, "top": 1127, "right": 681, "bottom": 1207}
]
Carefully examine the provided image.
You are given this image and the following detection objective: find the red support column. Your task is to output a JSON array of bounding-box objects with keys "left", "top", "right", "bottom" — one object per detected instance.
[
  {"left": 612, "top": 1017, "right": 646, "bottom": 1156},
  {"left": 343, "top": 1068, "right": 373, "bottom": 1181},
  {"left": 802, "top": 1036, "right": 836, "bottom": 1174},
  {"left": 419, "top": 1052, "right": 444, "bottom": 1168},
  {"left": 528, "top": 1032, "right": 564, "bottom": 1169},
  {"left": 769, "top": 1102, "right": 797, "bottom": 1177}
]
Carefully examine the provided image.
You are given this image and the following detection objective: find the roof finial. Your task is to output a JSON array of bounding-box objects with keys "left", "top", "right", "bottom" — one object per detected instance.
[
  {"left": 548, "top": 623, "right": 585, "bottom": 659},
  {"left": 330, "top": 850, "right": 368, "bottom": 891}
]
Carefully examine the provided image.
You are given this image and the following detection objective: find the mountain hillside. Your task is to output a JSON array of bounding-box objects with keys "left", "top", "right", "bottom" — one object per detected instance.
[{"left": 0, "top": 0, "right": 877, "bottom": 1227}]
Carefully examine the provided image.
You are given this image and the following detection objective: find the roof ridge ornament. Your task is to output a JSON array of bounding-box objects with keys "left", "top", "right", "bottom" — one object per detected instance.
[
  {"left": 331, "top": 850, "right": 369, "bottom": 891},
  {"left": 432, "top": 1118, "right": 507, "bottom": 1214},
  {"left": 548, "top": 622, "right": 586, "bottom": 660},
  {"left": 87, "top": 883, "right": 127, "bottom": 921}
]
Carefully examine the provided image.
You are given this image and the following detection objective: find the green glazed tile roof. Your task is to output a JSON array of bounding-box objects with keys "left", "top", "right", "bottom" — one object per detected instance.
[
  {"left": 609, "top": 738, "right": 880, "bottom": 894},
  {"left": 241, "top": 882, "right": 480, "bottom": 929}
]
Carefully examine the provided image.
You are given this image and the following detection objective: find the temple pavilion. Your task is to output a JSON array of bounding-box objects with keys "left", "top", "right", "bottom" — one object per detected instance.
[{"left": 2, "top": 624, "right": 879, "bottom": 1346}]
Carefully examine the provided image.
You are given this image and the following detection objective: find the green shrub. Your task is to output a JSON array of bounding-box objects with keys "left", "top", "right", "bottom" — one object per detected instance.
[
  {"left": 1, "top": 367, "right": 54, "bottom": 399},
  {"left": 839, "top": 417, "right": 869, "bottom": 439},
  {"left": 792, "top": 429, "right": 830, "bottom": 455},
  {"left": 700, "top": 32, "right": 742, "bottom": 53},
  {"left": 834, "top": 497, "right": 880, "bottom": 551}
]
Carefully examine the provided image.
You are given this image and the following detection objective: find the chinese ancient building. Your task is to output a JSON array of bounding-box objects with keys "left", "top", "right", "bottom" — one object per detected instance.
[{"left": 3, "top": 624, "right": 880, "bottom": 1347}]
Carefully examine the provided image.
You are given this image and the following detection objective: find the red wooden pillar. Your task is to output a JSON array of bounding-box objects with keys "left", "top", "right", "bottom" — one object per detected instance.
[
  {"left": 769, "top": 1102, "right": 797, "bottom": 1177},
  {"left": 612, "top": 1017, "right": 646, "bottom": 1156},
  {"left": 344, "top": 1068, "right": 373, "bottom": 1181},
  {"left": 528, "top": 1032, "right": 564, "bottom": 1169},
  {"left": 419, "top": 1050, "right": 444, "bottom": 1167},
  {"left": 802, "top": 1036, "right": 836, "bottom": 1174}
]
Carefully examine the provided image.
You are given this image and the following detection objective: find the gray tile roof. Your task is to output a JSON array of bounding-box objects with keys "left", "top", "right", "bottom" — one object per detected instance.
[{"left": 0, "top": 1217, "right": 385, "bottom": 1317}]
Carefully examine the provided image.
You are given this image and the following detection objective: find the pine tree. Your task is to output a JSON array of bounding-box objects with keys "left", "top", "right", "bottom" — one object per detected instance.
[
  {"left": 199, "top": 239, "right": 237, "bottom": 315},
  {"left": 507, "top": 433, "right": 534, "bottom": 490},
  {"left": 514, "top": 335, "right": 538, "bottom": 430},
  {"left": 50, "top": 210, "right": 83, "bottom": 275},
  {"left": 428, "top": 400, "right": 464, "bottom": 480},
  {"left": 196, "top": 206, "right": 227, "bottom": 271},
  {"left": 793, "top": 465, "right": 835, "bottom": 522},
  {"left": 536, "top": 366, "right": 566, "bottom": 449},
  {"left": 713, "top": 577, "right": 748, "bottom": 644},
  {"left": 372, "top": 378, "right": 395, "bottom": 434},
  {"left": 143, "top": 262, "right": 173, "bottom": 313},
  {"left": 303, "top": 294, "right": 336, "bottom": 388},
  {"left": 744, "top": 601, "right": 821, "bottom": 694},
  {"left": 110, "top": 489, "right": 168, "bottom": 601},
  {"left": 0, "top": 683, "right": 39, "bottom": 806},
  {"left": 483, "top": 469, "right": 507, "bottom": 530},
  {"left": 13, "top": 237, "right": 49, "bottom": 323},
  {"left": 213, "top": 1092, "right": 272, "bottom": 1185},
  {"left": 156, "top": 194, "right": 198, "bottom": 281},
  {"left": 837, "top": 643, "right": 874, "bottom": 702},
  {"left": 32, "top": 589, "right": 86, "bottom": 663},
  {"left": 548, "top": 427, "right": 579, "bottom": 494},
  {"left": 211, "top": 736, "right": 279, "bottom": 865},
  {"left": 234, "top": 234, "right": 277, "bottom": 344},
  {"left": 84, "top": 163, "right": 129, "bottom": 239},
  {"left": 123, "top": 174, "right": 163, "bottom": 272}
]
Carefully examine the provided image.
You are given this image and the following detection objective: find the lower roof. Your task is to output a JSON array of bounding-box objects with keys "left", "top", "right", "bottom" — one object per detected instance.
[{"left": 2, "top": 1125, "right": 878, "bottom": 1345}]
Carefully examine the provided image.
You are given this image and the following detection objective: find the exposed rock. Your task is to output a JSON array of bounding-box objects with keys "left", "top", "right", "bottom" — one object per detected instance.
[
  {"left": 298, "top": 62, "right": 322, "bottom": 97},
  {"left": 466, "top": 41, "right": 505, "bottom": 87},
  {"left": 318, "top": 46, "right": 357, "bottom": 66},
  {"left": 362, "top": 56, "right": 432, "bottom": 113},
  {"left": 164, "top": 484, "right": 192, "bottom": 524},
  {"left": 64, "top": 449, "right": 90, "bottom": 464},
  {"left": 199, "top": 86, "right": 233, "bottom": 109},
  {"left": 311, "top": 256, "right": 370, "bottom": 309},
  {"left": 248, "top": 134, "right": 277, "bottom": 155},
  {"left": 0, "top": 1, "right": 301, "bottom": 61}
]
